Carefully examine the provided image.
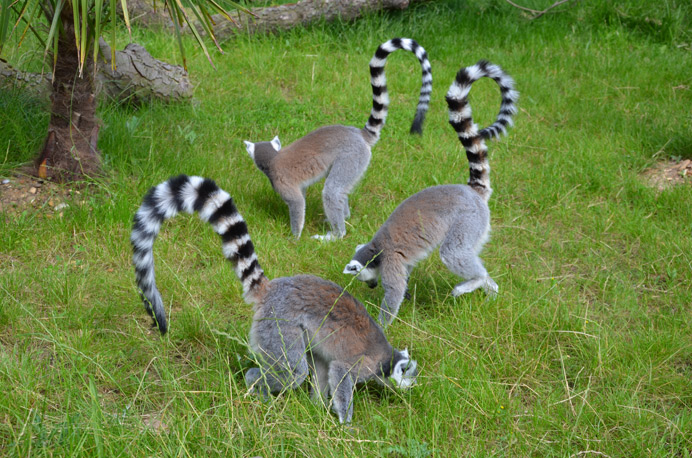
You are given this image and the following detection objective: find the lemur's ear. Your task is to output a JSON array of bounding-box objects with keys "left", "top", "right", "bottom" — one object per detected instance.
[
  {"left": 401, "top": 348, "right": 409, "bottom": 358},
  {"left": 271, "top": 136, "right": 281, "bottom": 151},
  {"left": 243, "top": 141, "right": 255, "bottom": 159}
]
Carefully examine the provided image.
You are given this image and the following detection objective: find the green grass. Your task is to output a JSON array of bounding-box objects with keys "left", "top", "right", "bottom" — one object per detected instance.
[{"left": 1, "top": 0, "right": 691, "bottom": 456}]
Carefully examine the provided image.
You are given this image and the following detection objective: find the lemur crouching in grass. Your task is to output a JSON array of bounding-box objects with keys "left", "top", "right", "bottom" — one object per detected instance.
[{"left": 131, "top": 175, "right": 418, "bottom": 423}]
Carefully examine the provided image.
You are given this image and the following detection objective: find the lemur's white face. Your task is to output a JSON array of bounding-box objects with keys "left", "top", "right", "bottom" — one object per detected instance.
[
  {"left": 343, "top": 260, "right": 378, "bottom": 287},
  {"left": 343, "top": 244, "right": 378, "bottom": 287},
  {"left": 390, "top": 351, "right": 417, "bottom": 390}
]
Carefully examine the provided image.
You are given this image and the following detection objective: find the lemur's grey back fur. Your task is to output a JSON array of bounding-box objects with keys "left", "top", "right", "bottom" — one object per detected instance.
[
  {"left": 243, "top": 38, "right": 432, "bottom": 241},
  {"left": 344, "top": 61, "right": 518, "bottom": 327},
  {"left": 131, "top": 175, "right": 417, "bottom": 423}
]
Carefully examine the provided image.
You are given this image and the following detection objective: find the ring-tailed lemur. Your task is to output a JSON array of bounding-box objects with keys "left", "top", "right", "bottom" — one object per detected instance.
[
  {"left": 130, "top": 175, "right": 417, "bottom": 424},
  {"left": 243, "top": 38, "right": 433, "bottom": 241},
  {"left": 343, "top": 60, "right": 519, "bottom": 327}
]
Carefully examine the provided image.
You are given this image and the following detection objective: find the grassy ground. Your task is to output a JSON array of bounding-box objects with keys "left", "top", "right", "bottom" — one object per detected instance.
[{"left": 1, "top": 0, "right": 691, "bottom": 456}]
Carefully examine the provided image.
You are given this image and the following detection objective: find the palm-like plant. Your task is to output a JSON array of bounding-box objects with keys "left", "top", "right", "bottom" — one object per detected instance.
[{"left": 0, "top": 0, "right": 245, "bottom": 181}]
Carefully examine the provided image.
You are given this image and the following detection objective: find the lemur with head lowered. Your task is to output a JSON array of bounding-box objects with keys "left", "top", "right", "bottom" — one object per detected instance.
[
  {"left": 343, "top": 60, "right": 519, "bottom": 327},
  {"left": 131, "top": 175, "right": 417, "bottom": 424},
  {"left": 243, "top": 38, "right": 432, "bottom": 241}
]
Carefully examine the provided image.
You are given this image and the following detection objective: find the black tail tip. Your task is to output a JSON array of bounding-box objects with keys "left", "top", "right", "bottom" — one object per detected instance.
[
  {"left": 149, "top": 308, "right": 168, "bottom": 335},
  {"left": 154, "top": 319, "right": 168, "bottom": 335},
  {"left": 410, "top": 111, "right": 426, "bottom": 135}
]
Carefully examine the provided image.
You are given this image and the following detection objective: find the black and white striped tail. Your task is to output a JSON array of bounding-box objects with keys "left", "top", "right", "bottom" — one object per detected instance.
[
  {"left": 131, "top": 175, "right": 266, "bottom": 334},
  {"left": 364, "top": 37, "right": 433, "bottom": 140},
  {"left": 446, "top": 60, "right": 518, "bottom": 201}
]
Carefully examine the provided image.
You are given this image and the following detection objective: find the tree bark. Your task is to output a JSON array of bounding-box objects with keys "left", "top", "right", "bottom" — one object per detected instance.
[
  {"left": 0, "top": 42, "right": 192, "bottom": 105},
  {"left": 36, "top": 6, "right": 101, "bottom": 182},
  {"left": 126, "top": 0, "right": 411, "bottom": 39}
]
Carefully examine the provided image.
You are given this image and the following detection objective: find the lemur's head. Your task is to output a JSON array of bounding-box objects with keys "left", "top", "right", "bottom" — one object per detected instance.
[
  {"left": 243, "top": 136, "right": 281, "bottom": 178},
  {"left": 389, "top": 348, "right": 418, "bottom": 390},
  {"left": 343, "top": 243, "right": 380, "bottom": 288}
]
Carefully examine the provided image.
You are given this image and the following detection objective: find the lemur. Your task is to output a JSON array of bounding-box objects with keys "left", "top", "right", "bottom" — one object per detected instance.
[
  {"left": 131, "top": 175, "right": 417, "bottom": 424},
  {"left": 243, "top": 38, "right": 433, "bottom": 241},
  {"left": 343, "top": 60, "right": 519, "bottom": 327}
]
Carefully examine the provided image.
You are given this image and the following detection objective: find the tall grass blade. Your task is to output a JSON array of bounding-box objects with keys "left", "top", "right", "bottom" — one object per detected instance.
[
  {"left": 93, "top": 0, "right": 103, "bottom": 65},
  {"left": 88, "top": 376, "right": 105, "bottom": 458},
  {"left": 79, "top": 0, "right": 87, "bottom": 75},
  {"left": 166, "top": 0, "right": 187, "bottom": 70},
  {"left": 0, "top": 0, "right": 11, "bottom": 54},
  {"left": 109, "top": 0, "right": 115, "bottom": 68},
  {"left": 183, "top": 0, "right": 216, "bottom": 63},
  {"left": 120, "top": 0, "right": 130, "bottom": 34}
]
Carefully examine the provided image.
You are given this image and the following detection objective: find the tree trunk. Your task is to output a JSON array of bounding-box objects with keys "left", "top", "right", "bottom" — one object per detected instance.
[
  {"left": 36, "top": 7, "right": 101, "bottom": 182},
  {"left": 2, "top": 38, "right": 192, "bottom": 182}
]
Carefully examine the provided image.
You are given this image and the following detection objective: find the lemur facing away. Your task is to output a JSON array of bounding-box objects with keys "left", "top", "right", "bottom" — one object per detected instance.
[
  {"left": 130, "top": 175, "right": 417, "bottom": 424},
  {"left": 343, "top": 60, "right": 519, "bottom": 327},
  {"left": 243, "top": 38, "right": 433, "bottom": 241}
]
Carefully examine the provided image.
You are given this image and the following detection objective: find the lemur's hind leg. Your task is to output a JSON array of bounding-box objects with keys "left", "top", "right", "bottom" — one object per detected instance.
[
  {"left": 308, "top": 354, "right": 330, "bottom": 406},
  {"left": 327, "top": 361, "right": 356, "bottom": 424},
  {"left": 439, "top": 227, "right": 497, "bottom": 298},
  {"left": 313, "top": 148, "right": 371, "bottom": 241},
  {"left": 318, "top": 180, "right": 347, "bottom": 240},
  {"left": 246, "top": 324, "right": 310, "bottom": 397}
]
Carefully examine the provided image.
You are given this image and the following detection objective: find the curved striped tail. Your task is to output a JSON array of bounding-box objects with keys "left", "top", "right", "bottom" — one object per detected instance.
[
  {"left": 131, "top": 175, "right": 267, "bottom": 334},
  {"left": 364, "top": 37, "right": 433, "bottom": 142},
  {"left": 446, "top": 60, "right": 518, "bottom": 201}
]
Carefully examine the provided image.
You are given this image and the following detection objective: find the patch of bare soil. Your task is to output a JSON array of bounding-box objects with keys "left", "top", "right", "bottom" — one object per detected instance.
[
  {"left": 0, "top": 173, "right": 78, "bottom": 217},
  {"left": 640, "top": 159, "right": 692, "bottom": 191}
]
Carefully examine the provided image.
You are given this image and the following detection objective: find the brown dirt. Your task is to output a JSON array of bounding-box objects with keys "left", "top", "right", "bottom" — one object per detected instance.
[
  {"left": 0, "top": 173, "right": 79, "bottom": 217},
  {"left": 640, "top": 158, "right": 692, "bottom": 191}
]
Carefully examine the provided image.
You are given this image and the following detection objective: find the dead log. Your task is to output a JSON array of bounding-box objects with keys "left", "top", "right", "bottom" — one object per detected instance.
[
  {"left": 0, "top": 41, "right": 192, "bottom": 104},
  {"left": 96, "top": 39, "right": 192, "bottom": 103},
  {"left": 125, "top": 0, "right": 411, "bottom": 39},
  {"left": 0, "top": 58, "right": 51, "bottom": 100},
  {"left": 220, "top": 0, "right": 411, "bottom": 36}
]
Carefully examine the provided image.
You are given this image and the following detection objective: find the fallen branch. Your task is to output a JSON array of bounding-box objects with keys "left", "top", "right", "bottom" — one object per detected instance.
[
  {"left": 0, "top": 58, "right": 51, "bottom": 99},
  {"left": 126, "top": 0, "right": 411, "bottom": 39},
  {"left": 504, "top": 0, "right": 575, "bottom": 20},
  {"left": 0, "top": 41, "right": 192, "bottom": 104}
]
